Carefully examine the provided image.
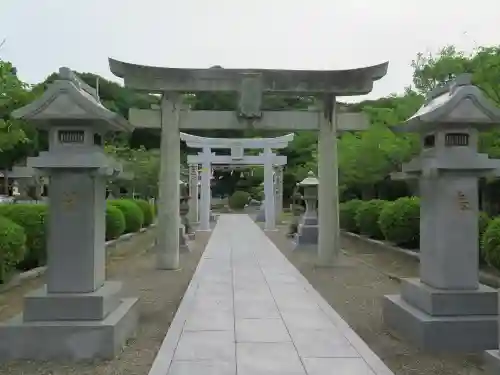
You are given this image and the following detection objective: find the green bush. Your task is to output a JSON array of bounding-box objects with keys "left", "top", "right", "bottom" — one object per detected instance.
[
  {"left": 355, "top": 199, "right": 387, "bottom": 239},
  {"left": 0, "top": 204, "right": 48, "bottom": 270},
  {"left": 109, "top": 199, "right": 144, "bottom": 233},
  {"left": 0, "top": 216, "right": 26, "bottom": 283},
  {"left": 482, "top": 217, "right": 500, "bottom": 270},
  {"left": 228, "top": 191, "right": 250, "bottom": 210},
  {"left": 105, "top": 203, "right": 126, "bottom": 240},
  {"left": 339, "top": 199, "right": 363, "bottom": 233},
  {"left": 133, "top": 199, "right": 154, "bottom": 227},
  {"left": 378, "top": 197, "right": 420, "bottom": 249},
  {"left": 479, "top": 212, "right": 491, "bottom": 265}
]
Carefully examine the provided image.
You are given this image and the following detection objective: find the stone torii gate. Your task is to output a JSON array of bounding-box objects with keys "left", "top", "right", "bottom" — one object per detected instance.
[
  {"left": 109, "top": 59, "right": 388, "bottom": 269},
  {"left": 187, "top": 148, "right": 288, "bottom": 231},
  {"left": 181, "top": 132, "right": 292, "bottom": 232}
]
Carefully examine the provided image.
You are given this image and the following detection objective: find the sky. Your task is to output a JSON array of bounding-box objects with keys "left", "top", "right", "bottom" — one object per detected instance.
[{"left": 1, "top": 0, "right": 499, "bottom": 103}]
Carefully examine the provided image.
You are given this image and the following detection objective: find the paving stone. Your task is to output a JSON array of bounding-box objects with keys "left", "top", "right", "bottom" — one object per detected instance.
[{"left": 149, "top": 214, "right": 394, "bottom": 375}]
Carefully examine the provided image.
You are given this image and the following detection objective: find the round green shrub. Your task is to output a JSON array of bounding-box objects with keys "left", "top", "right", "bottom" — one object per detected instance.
[
  {"left": 0, "top": 215, "right": 26, "bottom": 283},
  {"left": 339, "top": 199, "right": 363, "bottom": 233},
  {"left": 355, "top": 199, "right": 387, "bottom": 239},
  {"left": 378, "top": 197, "right": 420, "bottom": 249},
  {"left": 482, "top": 217, "right": 500, "bottom": 270},
  {"left": 228, "top": 191, "right": 250, "bottom": 210},
  {"left": 105, "top": 203, "right": 126, "bottom": 240},
  {"left": 479, "top": 212, "right": 491, "bottom": 265},
  {"left": 0, "top": 204, "right": 48, "bottom": 270},
  {"left": 133, "top": 199, "right": 154, "bottom": 227},
  {"left": 109, "top": 199, "right": 144, "bottom": 233}
]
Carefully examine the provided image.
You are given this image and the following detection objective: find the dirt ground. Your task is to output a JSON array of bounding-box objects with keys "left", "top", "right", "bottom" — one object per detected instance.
[
  {"left": 265, "top": 225, "right": 486, "bottom": 375},
  {"left": 0, "top": 228, "right": 210, "bottom": 375}
]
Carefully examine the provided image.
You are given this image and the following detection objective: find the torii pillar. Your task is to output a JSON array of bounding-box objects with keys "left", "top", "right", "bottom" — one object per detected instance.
[{"left": 109, "top": 59, "right": 388, "bottom": 267}]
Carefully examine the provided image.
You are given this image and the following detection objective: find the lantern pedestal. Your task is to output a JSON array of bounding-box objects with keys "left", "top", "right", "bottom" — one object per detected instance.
[
  {"left": 179, "top": 197, "right": 192, "bottom": 251},
  {"left": 294, "top": 172, "right": 319, "bottom": 250}
]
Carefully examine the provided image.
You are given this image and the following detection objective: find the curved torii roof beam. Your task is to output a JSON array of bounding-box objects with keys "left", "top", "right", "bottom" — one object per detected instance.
[{"left": 180, "top": 132, "right": 294, "bottom": 149}]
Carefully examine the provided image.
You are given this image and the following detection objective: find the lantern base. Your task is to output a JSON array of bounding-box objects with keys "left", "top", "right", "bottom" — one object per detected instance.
[
  {"left": 179, "top": 226, "right": 191, "bottom": 253},
  {"left": 484, "top": 350, "right": 500, "bottom": 374},
  {"left": 0, "top": 297, "right": 138, "bottom": 360},
  {"left": 294, "top": 223, "right": 318, "bottom": 250},
  {"left": 383, "top": 279, "right": 498, "bottom": 352}
]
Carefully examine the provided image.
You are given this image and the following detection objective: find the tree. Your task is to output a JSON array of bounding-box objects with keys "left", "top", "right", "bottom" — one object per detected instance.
[{"left": 0, "top": 60, "right": 37, "bottom": 194}]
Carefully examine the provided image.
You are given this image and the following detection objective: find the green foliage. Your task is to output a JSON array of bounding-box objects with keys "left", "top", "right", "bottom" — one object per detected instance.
[
  {"left": 355, "top": 199, "right": 387, "bottom": 239},
  {"left": 228, "top": 191, "right": 250, "bottom": 210},
  {"left": 378, "top": 197, "right": 420, "bottom": 249},
  {"left": 109, "top": 199, "right": 144, "bottom": 233},
  {"left": 339, "top": 199, "right": 363, "bottom": 233},
  {"left": 482, "top": 217, "right": 500, "bottom": 270},
  {"left": 133, "top": 199, "right": 154, "bottom": 227},
  {"left": 105, "top": 203, "right": 126, "bottom": 241},
  {"left": 479, "top": 212, "right": 492, "bottom": 265},
  {"left": 105, "top": 146, "right": 160, "bottom": 198},
  {"left": 0, "top": 215, "right": 26, "bottom": 283},
  {"left": 0, "top": 204, "right": 47, "bottom": 270}
]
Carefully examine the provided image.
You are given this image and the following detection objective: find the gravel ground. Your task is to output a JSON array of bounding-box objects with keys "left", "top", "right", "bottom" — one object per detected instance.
[
  {"left": 265, "top": 225, "right": 486, "bottom": 375},
  {"left": 0, "top": 228, "right": 210, "bottom": 375}
]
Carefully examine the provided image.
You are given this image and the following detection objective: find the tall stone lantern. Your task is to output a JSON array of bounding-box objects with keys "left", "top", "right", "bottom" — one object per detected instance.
[
  {"left": 295, "top": 171, "right": 319, "bottom": 249},
  {"left": 383, "top": 74, "right": 500, "bottom": 353},
  {"left": 0, "top": 68, "right": 138, "bottom": 360}
]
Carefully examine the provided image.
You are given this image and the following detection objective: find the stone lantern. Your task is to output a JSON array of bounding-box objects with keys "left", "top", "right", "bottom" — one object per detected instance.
[
  {"left": 382, "top": 74, "right": 500, "bottom": 353},
  {"left": 0, "top": 68, "right": 137, "bottom": 360},
  {"left": 178, "top": 179, "right": 192, "bottom": 249},
  {"left": 294, "top": 171, "right": 319, "bottom": 249}
]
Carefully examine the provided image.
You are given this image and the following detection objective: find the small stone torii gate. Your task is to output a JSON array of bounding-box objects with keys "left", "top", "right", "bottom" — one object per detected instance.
[
  {"left": 109, "top": 58, "right": 388, "bottom": 269},
  {"left": 181, "top": 132, "right": 292, "bottom": 232}
]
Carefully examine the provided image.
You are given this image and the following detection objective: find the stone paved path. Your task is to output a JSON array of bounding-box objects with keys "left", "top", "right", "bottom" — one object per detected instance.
[{"left": 148, "top": 214, "right": 394, "bottom": 375}]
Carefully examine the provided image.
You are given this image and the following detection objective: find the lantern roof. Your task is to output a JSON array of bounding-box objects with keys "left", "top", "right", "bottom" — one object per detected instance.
[
  {"left": 299, "top": 171, "right": 319, "bottom": 186},
  {"left": 393, "top": 74, "right": 500, "bottom": 134},
  {"left": 12, "top": 67, "right": 134, "bottom": 132}
]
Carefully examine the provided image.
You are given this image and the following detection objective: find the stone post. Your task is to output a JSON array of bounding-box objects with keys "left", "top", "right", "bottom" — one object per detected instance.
[
  {"left": 383, "top": 74, "right": 500, "bottom": 353},
  {"left": 263, "top": 148, "right": 276, "bottom": 231},
  {"left": 188, "top": 163, "right": 199, "bottom": 225},
  {"left": 198, "top": 147, "right": 212, "bottom": 231},
  {"left": 156, "top": 94, "right": 181, "bottom": 270},
  {"left": 0, "top": 67, "right": 138, "bottom": 360},
  {"left": 318, "top": 95, "right": 340, "bottom": 266}
]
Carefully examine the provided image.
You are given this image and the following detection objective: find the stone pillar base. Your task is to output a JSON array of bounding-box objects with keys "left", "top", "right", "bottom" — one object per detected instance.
[
  {"left": 484, "top": 350, "right": 500, "bottom": 374},
  {"left": 0, "top": 297, "right": 139, "bottom": 360},
  {"left": 383, "top": 278, "right": 498, "bottom": 351}
]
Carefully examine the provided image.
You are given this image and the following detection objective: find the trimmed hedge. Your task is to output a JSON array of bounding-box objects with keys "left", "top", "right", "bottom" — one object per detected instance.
[
  {"left": 133, "top": 199, "right": 154, "bottom": 227},
  {"left": 229, "top": 191, "right": 250, "bottom": 210},
  {"left": 0, "top": 204, "right": 48, "bottom": 270},
  {"left": 482, "top": 217, "right": 500, "bottom": 270},
  {"left": 106, "top": 203, "right": 126, "bottom": 241},
  {"left": 339, "top": 199, "right": 363, "bottom": 233},
  {"left": 378, "top": 197, "right": 420, "bottom": 249},
  {"left": 355, "top": 199, "right": 387, "bottom": 239},
  {"left": 109, "top": 199, "right": 144, "bottom": 233},
  {"left": 0, "top": 216, "right": 26, "bottom": 283}
]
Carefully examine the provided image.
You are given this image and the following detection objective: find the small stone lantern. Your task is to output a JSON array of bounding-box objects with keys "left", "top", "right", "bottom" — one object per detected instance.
[
  {"left": 0, "top": 67, "right": 137, "bottom": 360},
  {"left": 294, "top": 171, "right": 319, "bottom": 249},
  {"left": 178, "top": 180, "right": 191, "bottom": 250},
  {"left": 382, "top": 74, "right": 500, "bottom": 354}
]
